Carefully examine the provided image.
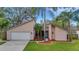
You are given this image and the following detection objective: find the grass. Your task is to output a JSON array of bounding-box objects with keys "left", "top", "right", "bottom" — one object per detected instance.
[
  {"left": 0, "top": 39, "right": 6, "bottom": 45},
  {"left": 0, "top": 42, "right": 5, "bottom": 45},
  {"left": 24, "top": 40, "right": 79, "bottom": 51}
]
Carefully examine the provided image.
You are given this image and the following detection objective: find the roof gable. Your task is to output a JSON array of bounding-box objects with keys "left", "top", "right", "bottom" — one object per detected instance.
[{"left": 7, "top": 19, "right": 35, "bottom": 31}]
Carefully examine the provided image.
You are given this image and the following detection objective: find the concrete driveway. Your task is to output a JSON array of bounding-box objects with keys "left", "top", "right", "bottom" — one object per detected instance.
[{"left": 0, "top": 40, "right": 29, "bottom": 51}]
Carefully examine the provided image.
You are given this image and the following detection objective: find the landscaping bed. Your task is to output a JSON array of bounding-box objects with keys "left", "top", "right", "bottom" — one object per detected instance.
[{"left": 24, "top": 40, "right": 79, "bottom": 51}]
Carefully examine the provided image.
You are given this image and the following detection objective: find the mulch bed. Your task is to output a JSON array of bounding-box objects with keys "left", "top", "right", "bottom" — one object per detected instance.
[{"left": 36, "top": 41, "right": 55, "bottom": 45}]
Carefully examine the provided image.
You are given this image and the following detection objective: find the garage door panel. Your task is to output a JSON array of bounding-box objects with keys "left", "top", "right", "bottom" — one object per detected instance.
[{"left": 11, "top": 32, "right": 31, "bottom": 40}]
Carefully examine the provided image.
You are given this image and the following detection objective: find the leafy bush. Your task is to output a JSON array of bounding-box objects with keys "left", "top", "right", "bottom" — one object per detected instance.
[{"left": 67, "top": 34, "right": 78, "bottom": 40}]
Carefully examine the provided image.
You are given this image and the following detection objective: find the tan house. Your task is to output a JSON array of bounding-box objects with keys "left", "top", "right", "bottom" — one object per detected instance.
[
  {"left": 47, "top": 24, "right": 68, "bottom": 41},
  {"left": 7, "top": 19, "right": 67, "bottom": 41},
  {"left": 35, "top": 23, "right": 68, "bottom": 41},
  {"left": 7, "top": 19, "right": 35, "bottom": 41},
  {"left": 76, "top": 30, "right": 79, "bottom": 39}
]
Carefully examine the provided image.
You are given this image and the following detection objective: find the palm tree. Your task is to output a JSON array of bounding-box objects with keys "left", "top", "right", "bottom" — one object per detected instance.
[
  {"left": 55, "top": 10, "right": 74, "bottom": 41},
  {"left": 31, "top": 7, "right": 58, "bottom": 41},
  {"left": 34, "top": 23, "right": 42, "bottom": 40},
  {"left": 53, "top": 15, "right": 68, "bottom": 29}
]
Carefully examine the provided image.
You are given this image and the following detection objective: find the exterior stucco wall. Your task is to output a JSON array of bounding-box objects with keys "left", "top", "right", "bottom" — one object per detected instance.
[
  {"left": 7, "top": 20, "right": 35, "bottom": 40},
  {"left": 76, "top": 31, "right": 79, "bottom": 38},
  {"left": 48, "top": 24, "right": 55, "bottom": 40},
  {"left": 48, "top": 24, "right": 52, "bottom": 40},
  {"left": 54, "top": 27, "right": 67, "bottom": 41}
]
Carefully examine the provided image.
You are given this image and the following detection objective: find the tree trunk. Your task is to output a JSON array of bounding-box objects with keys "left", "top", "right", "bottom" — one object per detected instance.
[
  {"left": 40, "top": 30, "right": 42, "bottom": 40},
  {"left": 77, "top": 22, "right": 79, "bottom": 29},
  {"left": 0, "top": 29, "right": 3, "bottom": 40},
  {"left": 38, "top": 32, "right": 39, "bottom": 40},
  {"left": 43, "top": 8, "right": 48, "bottom": 41},
  {"left": 62, "top": 22, "right": 64, "bottom": 28},
  {"left": 68, "top": 19, "right": 72, "bottom": 42}
]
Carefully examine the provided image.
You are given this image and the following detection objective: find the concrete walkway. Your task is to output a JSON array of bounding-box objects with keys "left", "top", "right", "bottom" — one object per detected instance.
[{"left": 0, "top": 40, "right": 29, "bottom": 51}]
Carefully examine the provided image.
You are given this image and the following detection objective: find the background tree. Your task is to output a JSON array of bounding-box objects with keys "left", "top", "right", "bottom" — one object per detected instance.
[
  {"left": 0, "top": 8, "right": 10, "bottom": 40},
  {"left": 0, "top": 18, "right": 10, "bottom": 40},
  {"left": 34, "top": 23, "right": 42, "bottom": 40},
  {"left": 72, "top": 9, "right": 79, "bottom": 28},
  {"left": 52, "top": 15, "right": 68, "bottom": 29},
  {"left": 52, "top": 10, "right": 75, "bottom": 41},
  {"left": 4, "top": 7, "right": 32, "bottom": 27}
]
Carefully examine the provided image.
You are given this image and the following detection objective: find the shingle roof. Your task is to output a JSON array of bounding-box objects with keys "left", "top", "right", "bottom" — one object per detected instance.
[{"left": 7, "top": 19, "right": 35, "bottom": 31}]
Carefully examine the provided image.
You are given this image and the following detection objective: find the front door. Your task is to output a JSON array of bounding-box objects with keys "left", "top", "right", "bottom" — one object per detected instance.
[
  {"left": 52, "top": 32, "right": 55, "bottom": 40},
  {"left": 45, "top": 31, "right": 48, "bottom": 38},
  {"left": 41, "top": 31, "right": 48, "bottom": 39}
]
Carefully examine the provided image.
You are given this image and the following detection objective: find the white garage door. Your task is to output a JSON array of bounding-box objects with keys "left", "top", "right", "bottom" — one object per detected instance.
[{"left": 11, "top": 32, "right": 31, "bottom": 40}]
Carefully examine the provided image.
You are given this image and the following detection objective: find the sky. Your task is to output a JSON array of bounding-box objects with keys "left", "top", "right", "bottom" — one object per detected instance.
[
  {"left": 36, "top": 8, "right": 54, "bottom": 23},
  {"left": 36, "top": 8, "right": 66, "bottom": 23},
  {"left": 36, "top": 8, "right": 78, "bottom": 26}
]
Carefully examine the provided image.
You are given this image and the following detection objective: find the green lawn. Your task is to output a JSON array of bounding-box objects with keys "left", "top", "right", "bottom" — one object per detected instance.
[
  {"left": 0, "top": 42, "right": 5, "bottom": 45},
  {"left": 24, "top": 40, "right": 79, "bottom": 51},
  {"left": 0, "top": 39, "right": 6, "bottom": 45}
]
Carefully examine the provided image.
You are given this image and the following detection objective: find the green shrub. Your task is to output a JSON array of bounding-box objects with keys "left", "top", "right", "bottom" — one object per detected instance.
[
  {"left": 67, "top": 34, "right": 78, "bottom": 40},
  {"left": 0, "top": 32, "right": 6, "bottom": 40}
]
